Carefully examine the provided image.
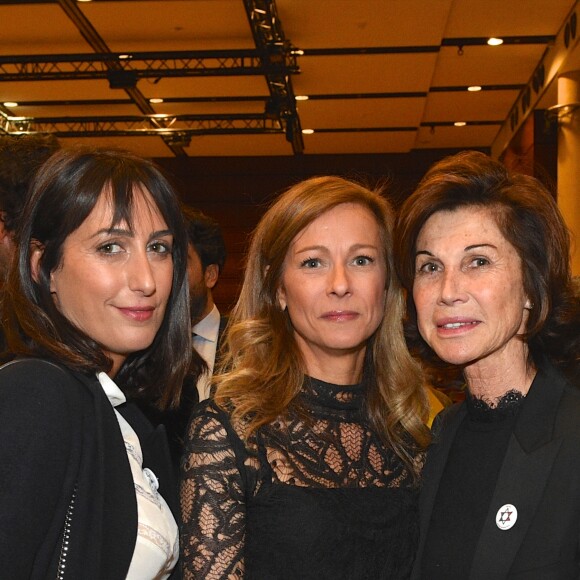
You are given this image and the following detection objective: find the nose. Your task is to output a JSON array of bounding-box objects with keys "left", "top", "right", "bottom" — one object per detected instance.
[
  {"left": 328, "top": 263, "right": 351, "bottom": 297},
  {"left": 438, "top": 268, "right": 466, "bottom": 305},
  {"left": 127, "top": 251, "right": 156, "bottom": 296}
]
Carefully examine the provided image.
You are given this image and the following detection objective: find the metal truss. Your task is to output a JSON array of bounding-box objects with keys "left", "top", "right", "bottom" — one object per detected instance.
[
  {"left": 0, "top": 111, "right": 284, "bottom": 146},
  {"left": 0, "top": 50, "right": 299, "bottom": 82},
  {"left": 0, "top": 0, "right": 303, "bottom": 154},
  {"left": 243, "top": 0, "right": 304, "bottom": 154}
]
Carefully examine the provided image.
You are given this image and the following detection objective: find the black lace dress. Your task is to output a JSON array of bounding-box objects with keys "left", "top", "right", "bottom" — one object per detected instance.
[{"left": 180, "top": 378, "right": 422, "bottom": 579}]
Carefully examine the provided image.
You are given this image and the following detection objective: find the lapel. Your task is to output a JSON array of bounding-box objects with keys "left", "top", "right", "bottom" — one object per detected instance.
[{"left": 469, "top": 365, "right": 565, "bottom": 579}]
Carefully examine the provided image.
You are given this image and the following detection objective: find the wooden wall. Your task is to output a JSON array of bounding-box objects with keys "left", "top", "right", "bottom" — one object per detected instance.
[{"left": 156, "top": 149, "right": 489, "bottom": 313}]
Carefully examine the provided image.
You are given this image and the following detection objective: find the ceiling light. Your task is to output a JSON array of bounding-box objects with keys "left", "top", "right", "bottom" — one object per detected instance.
[
  {"left": 77, "top": 0, "right": 92, "bottom": 3},
  {"left": 295, "top": 95, "right": 309, "bottom": 101},
  {"left": 487, "top": 37, "right": 503, "bottom": 46},
  {"left": 454, "top": 121, "right": 467, "bottom": 127},
  {"left": 291, "top": 49, "right": 305, "bottom": 56},
  {"left": 118, "top": 54, "right": 132, "bottom": 60},
  {"left": 302, "top": 129, "right": 314, "bottom": 134},
  {"left": 149, "top": 98, "right": 164, "bottom": 104},
  {"left": 467, "top": 86, "right": 482, "bottom": 92},
  {"left": 3, "top": 102, "right": 18, "bottom": 107}
]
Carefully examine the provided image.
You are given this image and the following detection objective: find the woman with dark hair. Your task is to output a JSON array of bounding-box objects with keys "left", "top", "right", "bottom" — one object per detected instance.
[
  {"left": 395, "top": 150, "right": 580, "bottom": 579},
  {"left": 0, "top": 148, "right": 191, "bottom": 579},
  {"left": 180, "top": 176, "right": 430, "bottom": 579}
]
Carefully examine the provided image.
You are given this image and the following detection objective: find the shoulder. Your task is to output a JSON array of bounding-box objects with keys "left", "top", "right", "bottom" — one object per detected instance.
[
  {"left": 185, "top": 399, "right": 250, "bottom": 459},
  {"left": 0, "top": 358, "right": 92, "bottom": 412},
  {"left": 430, "top": 402, "right": 464, "bottom": 438}
]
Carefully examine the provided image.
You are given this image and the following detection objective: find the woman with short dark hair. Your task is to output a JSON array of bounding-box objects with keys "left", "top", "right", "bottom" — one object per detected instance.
[
  {"left": 395, "top": 150, "right": 580, "bottom": 579},
  {"left": 0, "top": 148, "right": 190, "bottom": 579}
]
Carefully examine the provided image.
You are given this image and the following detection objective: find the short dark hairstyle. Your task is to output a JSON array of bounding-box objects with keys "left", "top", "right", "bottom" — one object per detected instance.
[
  {"left": 394, "top": 150, "right": 579, "bottom": 378},
  {"left": 181, "top": 205, "right": 226, "bottom": 272},
  {"left": 3, "top": 147, "right": 191, "bottom": 408},
  {"left": 0, "top": 134, "right": 60, "bottom": 232}
]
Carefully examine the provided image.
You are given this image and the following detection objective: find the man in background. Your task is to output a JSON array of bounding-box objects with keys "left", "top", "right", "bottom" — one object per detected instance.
[
  {"left": 0, "top": 134, "right": 60, "bottom": 353},
  {"left": 0, "top": 134, "right": 60, "bottom": 279},
  {"left": 183, "top": 205, "right": 228, "bottom": 401}
]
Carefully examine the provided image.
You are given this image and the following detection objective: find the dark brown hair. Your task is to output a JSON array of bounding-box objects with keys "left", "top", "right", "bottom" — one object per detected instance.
[
  {"left": 3, "top": 147, "right": 191, "bottom": 408},
  {"left": 395, "top": 150, "right": 579, "bottom": 377}
]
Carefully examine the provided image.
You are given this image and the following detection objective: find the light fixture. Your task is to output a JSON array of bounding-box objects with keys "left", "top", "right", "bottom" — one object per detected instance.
[
  {"left": 291, "top": 49, "right": 305, "bottom": 56},
  {"left": 149, "top": 98, "right": 164, "bottom": 104},
  {"left": 3, "top": 102, "right": 18, "bottom": 107},
  {"left": 302, "top": 129, "right": 314, "bottom": 134},
  {"left": 467, "top": 86, "right": 482, "bottom": 92},
  {"left": 118, "top": 54, "right": 132, "bottom": 60},
  {"left": 295, "top": 95, "right": 309, "bottom": 101},
  {"left": 487, "top": 37, "right": 503, "bottom": 46},
  {"left": 454, "top": 121, "right": 467, "bottom": 127}
]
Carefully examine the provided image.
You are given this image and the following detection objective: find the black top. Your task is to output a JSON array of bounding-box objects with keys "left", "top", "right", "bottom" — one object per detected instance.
[
  {"left": 421, "top": 390, "right": 525, "bottom": 579},
  {"left": 180, "top": 377, "right": 422, "bottom": 579}
]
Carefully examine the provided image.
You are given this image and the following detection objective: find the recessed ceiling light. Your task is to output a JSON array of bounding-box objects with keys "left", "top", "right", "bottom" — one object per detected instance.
[
  {"left": 149, "top": 98, "right": 164, "bottom": 104},
  {"left": 3, "top": 102, "right": 18, "bottom": 107},
  {"left": 467, "top": 85, "right": 482, "bottom": 92},
  {"left": 454, "top": 121, "right": 467, "bottom": 127},
  {"left": 295, "top": 95, "right": 309, "bottom": 101},
  {"left": 487, "top": 37, "right": 503, "bottom": 46},
  {"left": 302, "top": 129, "right": 314, "bottom": 134}
]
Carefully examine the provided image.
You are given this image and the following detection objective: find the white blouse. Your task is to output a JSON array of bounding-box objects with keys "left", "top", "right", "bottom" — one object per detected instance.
[{"left": 97, "top": 372, "right": 179, "bottom": 580}]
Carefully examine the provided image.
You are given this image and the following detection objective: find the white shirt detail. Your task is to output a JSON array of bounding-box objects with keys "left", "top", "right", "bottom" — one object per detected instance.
[
  {"left": 192, "top": 304, "right": 221, "bottom": 401},
  {"left": 97, "top": 372, "right": 179, "bottom": 579}
]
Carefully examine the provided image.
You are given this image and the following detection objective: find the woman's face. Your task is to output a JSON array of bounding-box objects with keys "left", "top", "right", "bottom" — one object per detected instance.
[
  {"left": 277, "top": 203, "right": 387, "bottom": 373},
  {"left": 412, "top": 207, "right": 530, "bottom": 371},
  {"left": 47, "top": 187, "right": 174, "bottom": 375}
]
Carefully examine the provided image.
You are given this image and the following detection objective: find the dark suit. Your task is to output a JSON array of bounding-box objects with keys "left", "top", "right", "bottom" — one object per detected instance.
[
  {"left": 412, "top": 361, "right": 580, "bottom": 579},
  {"left": 0, "top": 358, "right": 180, "bottom": 579}
]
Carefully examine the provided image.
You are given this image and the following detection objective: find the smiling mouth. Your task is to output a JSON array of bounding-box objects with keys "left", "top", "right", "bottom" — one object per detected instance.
[
  {"left": 439, "top": 321, "right": 478, "bottom": 329},
  {"left": 118, "top": 307, "right": 155, "bottom": 321}
]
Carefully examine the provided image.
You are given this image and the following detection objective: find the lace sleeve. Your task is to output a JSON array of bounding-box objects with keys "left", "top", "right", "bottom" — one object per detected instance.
[{"left": 180, "top": 403, "right": 247, "bottom": 579}]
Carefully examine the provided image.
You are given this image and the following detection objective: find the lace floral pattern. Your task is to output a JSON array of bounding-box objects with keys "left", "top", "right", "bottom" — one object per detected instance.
[{"left": 180, "top": 378, "right": 421, "bottom": 579}]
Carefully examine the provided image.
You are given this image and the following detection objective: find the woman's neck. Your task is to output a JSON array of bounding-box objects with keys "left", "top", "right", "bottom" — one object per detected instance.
[{"left": 464, "top": 350, "right": 536, "bottom": 401}]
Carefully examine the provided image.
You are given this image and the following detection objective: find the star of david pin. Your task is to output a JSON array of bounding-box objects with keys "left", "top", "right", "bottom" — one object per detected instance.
[{"left": 496, "top": 503, "right": 518, "bottom": 530}]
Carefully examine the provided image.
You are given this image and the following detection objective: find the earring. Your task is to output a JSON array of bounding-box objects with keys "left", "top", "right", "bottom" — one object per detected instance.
[{"left": 525, "top": 300, "right": 534, "bottom": 310}]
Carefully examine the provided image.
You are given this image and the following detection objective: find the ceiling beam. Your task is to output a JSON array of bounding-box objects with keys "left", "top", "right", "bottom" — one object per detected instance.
[
  {"left": 243, "top": 0, "right": 304, "bottom": 154},
  {"left": 56, "top": 0, "right": 186, "bottom": 156}
]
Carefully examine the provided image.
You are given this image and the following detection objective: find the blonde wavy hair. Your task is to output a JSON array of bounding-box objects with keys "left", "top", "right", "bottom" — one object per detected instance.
[{"left": 214, "top": 176, "right": 430, "bottom": 475}]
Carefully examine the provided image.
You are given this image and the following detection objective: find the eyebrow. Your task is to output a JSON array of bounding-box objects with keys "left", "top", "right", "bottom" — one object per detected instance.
[
  {"left": 93, "top": 227, "right": 173, "bottom": 239},
  {"left": 294, "top": 243, "right": 379, "bottom": 254},
  {"left": 415, "top": 243, "right": 497, "bottom": 257}
]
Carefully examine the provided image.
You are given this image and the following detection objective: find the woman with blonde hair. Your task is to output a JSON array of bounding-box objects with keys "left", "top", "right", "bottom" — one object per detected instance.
[{"left": 180, "top": 176, "right": 430, "bottom": 579}]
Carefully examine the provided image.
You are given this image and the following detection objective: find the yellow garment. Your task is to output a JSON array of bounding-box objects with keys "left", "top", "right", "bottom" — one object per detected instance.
[{"left": 425, "top": 385, "right": 451, "bottom": 428}]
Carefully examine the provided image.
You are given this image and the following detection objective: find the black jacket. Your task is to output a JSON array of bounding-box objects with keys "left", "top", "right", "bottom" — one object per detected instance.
[
  {"left": 412, "top": 361, "right": 580, "bottom": 579},
  {"left": 0, "top": 358, "right": 180, "bottom": 579}
]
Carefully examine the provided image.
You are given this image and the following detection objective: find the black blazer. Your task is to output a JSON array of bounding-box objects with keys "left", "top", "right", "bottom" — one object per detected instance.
[
  {"left": 0, "top": 358, "right": 180, "bottom": 580},
  {"left": 412, "top": 362, "right": 580, "bottom": 579}
]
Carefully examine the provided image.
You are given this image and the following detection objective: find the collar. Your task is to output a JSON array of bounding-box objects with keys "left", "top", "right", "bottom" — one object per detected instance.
[
  {"left": 512, "top": 361, "right": 566, "bottom": 453},
  {"left": 192, "top": 304, "right": 220, "bottom": 342},
  {"left": 97, "top": 371, "right": 127, "bottom": 407}
]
